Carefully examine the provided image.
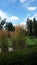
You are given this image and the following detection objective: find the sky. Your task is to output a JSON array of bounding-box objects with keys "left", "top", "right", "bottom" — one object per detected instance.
[{"left": 0, "top": 0, "right": 37, "bottom": 26}]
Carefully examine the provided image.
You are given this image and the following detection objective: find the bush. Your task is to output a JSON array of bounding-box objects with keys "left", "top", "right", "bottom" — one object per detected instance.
[
  {"left": 1, "top": 33, "right": 8, "bottom": 52},
  {"left": 12, "top": 29, "right": 26, "bottom": 49}
]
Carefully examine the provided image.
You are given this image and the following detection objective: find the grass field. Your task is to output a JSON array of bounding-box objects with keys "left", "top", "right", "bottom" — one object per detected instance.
[
  {"left": 7, "top": 37, "right": 37, "bottom": 47},
  {"left": 0, "top": 37, "right": 37, "bottom": 48},
  {"left": 26, "top": 37, "right": 37, "bottom": 46}
]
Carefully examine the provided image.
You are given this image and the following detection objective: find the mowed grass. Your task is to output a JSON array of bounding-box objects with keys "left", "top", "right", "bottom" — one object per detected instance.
[{"left": 26, "top": 37, "right": 37, "bottom": 46}]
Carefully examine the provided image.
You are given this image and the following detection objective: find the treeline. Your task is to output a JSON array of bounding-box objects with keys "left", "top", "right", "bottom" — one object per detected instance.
[
  {"left": 0, "top": 17, "right": 37, "bottom": 38},
  {"left": 0, "top": 17, "right": 15, "bottom": 31},
  {"left": 27, "top": 18, "right": 37, "bottom": 37}
]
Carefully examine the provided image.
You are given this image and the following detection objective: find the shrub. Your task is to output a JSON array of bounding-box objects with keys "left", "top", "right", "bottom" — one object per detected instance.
[
  {"left": 12, "top": 29, "right": 26, "bottom": 49},
  {"left": 1, "top": 33, "right": 8, "bottom": 52}
]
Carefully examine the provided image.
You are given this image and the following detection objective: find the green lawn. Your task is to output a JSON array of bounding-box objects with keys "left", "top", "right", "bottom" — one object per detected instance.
[{"left": 26, "top": 37, "right": 37, "bottom": 46}]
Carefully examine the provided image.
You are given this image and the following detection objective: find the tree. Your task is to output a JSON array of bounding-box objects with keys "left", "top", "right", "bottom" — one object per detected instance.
[
  {"left": 5, "top": 22, "right": 15, "bottom": 38},
  {"left": 33, "top": 18, "right": 37, "bottom": 37},
  {"left": 27, "top": 18, "right": 33, "bottom": 36},
  {"left": 0, "top": 18, "right": 6, "bottom": 29},
  {"left": 27, "top": 18, "right": 37, "bottom": 37}
]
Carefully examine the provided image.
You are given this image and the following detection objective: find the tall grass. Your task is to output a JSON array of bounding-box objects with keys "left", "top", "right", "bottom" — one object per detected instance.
[{"left": 0, "top": 30, "right": 8, "bottom": 52}]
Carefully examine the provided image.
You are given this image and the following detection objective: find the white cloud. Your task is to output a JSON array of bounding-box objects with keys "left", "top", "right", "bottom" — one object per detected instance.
[
  {"left": 19, "top": 21, "right": 27, "bottom": 30},
  {"left": 20, "top": 0, "right": 36, "bottom": 10},
  {"left": 19, "top": 0, "right": 26, "bottom": 3},
  {"left": 0, "top": 10, "right": 8, "bottom": 20},
  {"left": 29, "top": 17, "right": 34, "bottom": 20},
  {"left": 0, "top": 10, "right": 19, "bottom": 22},
  {"left": 9, "top": 16, "right": 19, "bottom": 21},
  {"left": 27, "top": 13, "right": 37, "bottom": 20},
  {"left": 18, "top": 17, "right": 27, "bottom": 30},
  {"left": 27, "top": 6, "right": 37, "bottom": 11},
  {"left": 20, "top": 22, "right": 26, "bottom": 25}
]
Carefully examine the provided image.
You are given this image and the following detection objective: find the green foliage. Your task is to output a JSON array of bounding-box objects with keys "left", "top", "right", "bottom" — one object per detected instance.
[
  {"left": 5, "top": 22, "right": 15, "bottom": 38},
  {"left": 27, "top": 18, "right": 33, "bottom": 36},
  {"left": 0, "top": 18, "right": 6, "bottom": 29},
  {"left": 5, "top": 22, "right": 15, "bottom": 31},
  {"left": 33, "top": 18, "right": 37, "bottom": 37},
  {"left": 27, "top": 18, "right": 37, "bottom": 37}
]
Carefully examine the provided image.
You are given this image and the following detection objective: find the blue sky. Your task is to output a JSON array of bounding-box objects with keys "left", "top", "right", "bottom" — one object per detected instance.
[{"left": 0, "top": 0, "right": 37, "bottom": 25}]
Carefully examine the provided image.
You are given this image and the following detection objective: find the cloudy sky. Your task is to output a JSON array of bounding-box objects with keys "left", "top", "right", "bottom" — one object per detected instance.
[{"left": 0, "top": 0, "right": 37, "bottom": 25}]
